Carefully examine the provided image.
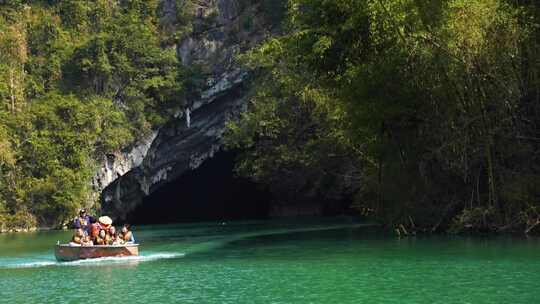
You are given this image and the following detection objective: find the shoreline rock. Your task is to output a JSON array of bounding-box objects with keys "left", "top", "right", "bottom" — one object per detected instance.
[{"left": 0, "top": 226, "right": 39, "bottom": 234}]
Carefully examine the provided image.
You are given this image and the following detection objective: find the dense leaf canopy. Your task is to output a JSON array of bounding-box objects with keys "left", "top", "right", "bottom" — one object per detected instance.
[
  {"left": 225, "top": 0, "right": 540, "bottom": 233},
  {"left": 0, "top": 0, "right": 188, "bottom": 228}
]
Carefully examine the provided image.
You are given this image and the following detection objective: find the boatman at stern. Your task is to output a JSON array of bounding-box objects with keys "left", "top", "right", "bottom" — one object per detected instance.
[{"left": 73, "top": 209, "right": 93, "bottom": 235}]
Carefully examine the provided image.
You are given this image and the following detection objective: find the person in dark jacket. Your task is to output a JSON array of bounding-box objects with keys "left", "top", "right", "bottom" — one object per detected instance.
[{"left": 73, "top": 209, "right": 93, "bottom": 235}]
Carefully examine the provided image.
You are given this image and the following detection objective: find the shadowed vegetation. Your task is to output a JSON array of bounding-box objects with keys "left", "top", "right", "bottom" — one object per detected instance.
[{"left": 225, "top": 0, "right": 540, "bottom": 234}]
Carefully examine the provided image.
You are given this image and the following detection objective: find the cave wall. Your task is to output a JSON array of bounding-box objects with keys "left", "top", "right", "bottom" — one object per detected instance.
[
  {"left": 100, "top": 0, "right": 279, "bottom": 220},
  {"left": 126, "top": 152, "right": 271, "bottom": 224}
]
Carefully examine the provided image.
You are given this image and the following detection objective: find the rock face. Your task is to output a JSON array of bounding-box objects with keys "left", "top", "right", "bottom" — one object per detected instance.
[
  {"left": 92, "top": 131, "right": 157, "bottom": 194},
  {"left": 100, "top": 0, "right": 279, "bottom": 220}
]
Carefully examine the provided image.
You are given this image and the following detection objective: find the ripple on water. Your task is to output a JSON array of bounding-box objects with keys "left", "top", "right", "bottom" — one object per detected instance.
[{"left": 1, "top": 222, "right": 540, "bottom": 304}]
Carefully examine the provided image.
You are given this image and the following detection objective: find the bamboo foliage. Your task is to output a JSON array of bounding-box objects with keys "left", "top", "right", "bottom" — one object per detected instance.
[
  {"left": 0, "top": 15, "right": 27, "bottom": 112},
  {"left": 226, "top": 0, "right": 540, "bottom": 233}
]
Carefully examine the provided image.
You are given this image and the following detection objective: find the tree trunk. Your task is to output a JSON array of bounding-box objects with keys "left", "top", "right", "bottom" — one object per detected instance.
[{"left": 9, "top": 68, "right": 15, "bottom": 112}]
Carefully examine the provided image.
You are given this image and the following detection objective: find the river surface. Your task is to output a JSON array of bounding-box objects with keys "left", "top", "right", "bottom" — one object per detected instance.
[{"left": 0, "top": 220, "right": 539, "bottom": 303}]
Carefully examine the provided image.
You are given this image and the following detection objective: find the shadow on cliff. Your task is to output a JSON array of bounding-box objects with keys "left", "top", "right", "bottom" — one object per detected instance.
[{"left": 125, "top": 151, "right": 271, "bottom": 224}]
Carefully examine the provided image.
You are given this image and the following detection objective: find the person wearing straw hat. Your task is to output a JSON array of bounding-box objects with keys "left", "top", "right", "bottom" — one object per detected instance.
[
  {"left": 88, "top": 216, "right": 113, "bottom": 243},
  {"left": 97, "top": 216, "right": 113, "bottom": 232},
  {"left": 98, "top": 216, "right": 113, "bottom": 226}
]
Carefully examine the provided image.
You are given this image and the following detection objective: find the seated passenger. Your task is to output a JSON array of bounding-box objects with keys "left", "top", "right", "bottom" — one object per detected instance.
[
  {"left": 90, "top": 220, "right": 100, "bottom": 241},
  {"left": 120, "top": 224, "right": 135, "bottom": 243},
  {"left": 109, "top": 226, "right": 124, "bottom": 245},
  {"left": 94, "top": 229, "right": 108, "bottom": 245},
  {"left": 107, "top": 226, "right": 116, "bottom": 245},
  {"left": 69, "top": 228, "right": 84, "bottom": 246},
  {"left": 81, "top": 235, "right": 94, "bottom": 246}
]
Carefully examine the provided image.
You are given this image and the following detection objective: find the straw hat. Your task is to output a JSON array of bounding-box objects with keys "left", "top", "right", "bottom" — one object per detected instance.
[{"left": 98, "top": 216, "right": 113, "bottom": 226}]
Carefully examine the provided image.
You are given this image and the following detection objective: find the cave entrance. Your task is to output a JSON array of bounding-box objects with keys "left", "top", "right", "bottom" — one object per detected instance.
[{"left": 125, "top": 151, "right": 271, "bottom": 225}]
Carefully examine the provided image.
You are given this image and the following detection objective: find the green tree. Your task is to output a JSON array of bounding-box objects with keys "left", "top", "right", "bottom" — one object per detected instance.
[
  {"left": 226, "top": 0, "right": 540, "bottom": 233},
  {"left": 0, "top": 0, "right": 189, "bottom": 229},
  {"left": 64, "top": 9, "right": 182, "bottom": 133}
]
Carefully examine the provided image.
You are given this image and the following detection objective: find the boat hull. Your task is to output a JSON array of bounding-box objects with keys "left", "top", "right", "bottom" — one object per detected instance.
[{"left": 54, "top": 244, "right": 139, "bottom": 261}]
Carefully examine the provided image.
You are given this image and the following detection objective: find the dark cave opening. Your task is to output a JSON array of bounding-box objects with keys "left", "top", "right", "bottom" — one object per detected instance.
[{"left": 126, "top": 151, "right": 272, "bottom": 225}]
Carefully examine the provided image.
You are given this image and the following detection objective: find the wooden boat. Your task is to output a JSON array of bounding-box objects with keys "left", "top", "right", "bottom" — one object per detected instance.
[{"left": 54, "top": 244, "right": 139, "bottom": 261}]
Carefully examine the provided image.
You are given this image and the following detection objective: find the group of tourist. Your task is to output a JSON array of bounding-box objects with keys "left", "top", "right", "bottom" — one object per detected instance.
[{"left": 70, "top": 209, "right": 135, "bottom": 246}]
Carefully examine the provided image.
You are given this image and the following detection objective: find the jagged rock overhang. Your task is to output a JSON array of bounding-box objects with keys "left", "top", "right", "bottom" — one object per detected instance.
[{"left": 100, "top": 76, "right": 250, "bottom": 220}]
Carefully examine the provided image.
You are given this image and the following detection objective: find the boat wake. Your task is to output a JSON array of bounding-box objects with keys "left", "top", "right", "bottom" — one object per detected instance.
[
  {"left": 1, "top": 252, "right": 184, "bottom": 269},
  {"left": 1, "top": 222, "right": 371, "bottom": 270}
]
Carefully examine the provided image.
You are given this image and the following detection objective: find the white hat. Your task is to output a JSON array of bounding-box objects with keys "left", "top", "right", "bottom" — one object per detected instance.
[{"left": 98, "top": 216, "right": 113, "bottom": 226}]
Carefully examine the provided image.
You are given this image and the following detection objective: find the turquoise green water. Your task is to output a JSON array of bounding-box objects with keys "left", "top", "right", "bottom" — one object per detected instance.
[{"left": 0, "top": 220, "right": 539, "bottom": 303}]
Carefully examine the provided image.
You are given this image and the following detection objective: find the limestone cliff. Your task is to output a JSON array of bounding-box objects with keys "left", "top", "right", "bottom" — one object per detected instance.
[{"left": 100, "top": 0, "right": 282, "bottom": 220}]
